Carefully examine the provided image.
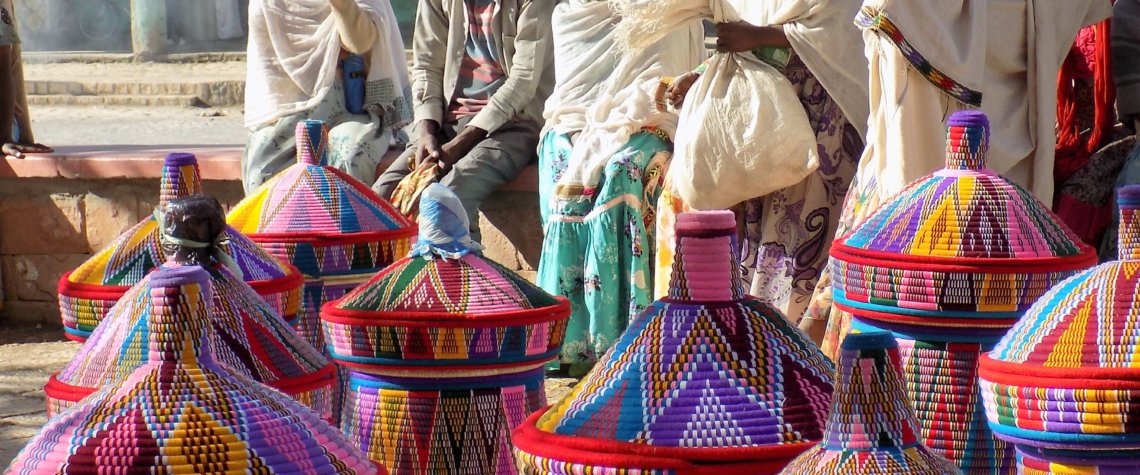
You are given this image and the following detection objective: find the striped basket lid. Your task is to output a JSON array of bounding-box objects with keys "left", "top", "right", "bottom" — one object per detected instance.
[
  {"left": 48, "top": 198, "right": 335, "bottom": 419},
  {"left": 8, "top": 266, "right": 382, "bottom": 475},
  {"left": 512, "top": 211, "right": 834, "bottom": 474},
  {"left": 978, "top": 185, "right": 1140, "bottom": 450},
  {"left": 781, "top": 331, "right": 961, "bottom": 475},
  {"left": 58, "top": 152, "right": 303, "bottom": 340},
  {"left": 830, "top": 111, "right": 1096, "bottom": 328},
  {"left": 321, "top": 184, "right": 570, "bottom": 372},
  {"left": 227, "top": 120, "right": 416, "bottom": 244}
]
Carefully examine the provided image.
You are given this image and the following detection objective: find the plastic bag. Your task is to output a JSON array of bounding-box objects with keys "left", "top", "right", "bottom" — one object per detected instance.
[{"left": 670, "top": 52, "right": 818, "bottom": 210}]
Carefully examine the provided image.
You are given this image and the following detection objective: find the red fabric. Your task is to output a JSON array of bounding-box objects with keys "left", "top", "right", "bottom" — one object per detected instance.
[
  {"left": 1056, "top": 13, "right": 1117, "bottom": 184},
  {"left": 1053, "top": 193, "right": 1115, "bottom": 244}
]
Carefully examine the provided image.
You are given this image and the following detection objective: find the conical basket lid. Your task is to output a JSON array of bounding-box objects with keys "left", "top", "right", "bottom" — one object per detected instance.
[
  {"left": 8, "top": 266, "right": 380, "bottom": 475},
  {"left": 979, "top": 185, "right": 1140, "bottom": 450},
  {"left": 780, "top": 331, "right": 961, "bottom": 474},
  {"left": 321, "top": 184, "right": 569, "bottom": 371},
  {"left": 48, "top": 263, "right": 336, "bottom": 419},
  {"left": 58, "top": 152, "right": 303, "bottom": 340},
  {"left": 227, "top": 120, "right": 415, "bottom": 241},
  {"left": 512, "top": 211, "right": 834, "bottom": 473},
  {"left": 831, "top": 111, "right": 1096, "bottom": 327}
]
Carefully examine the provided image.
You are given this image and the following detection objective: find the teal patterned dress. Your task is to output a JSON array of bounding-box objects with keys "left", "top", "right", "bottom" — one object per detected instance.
[{"left": 537, "top": 129, "right": 671, "bottom": 374}]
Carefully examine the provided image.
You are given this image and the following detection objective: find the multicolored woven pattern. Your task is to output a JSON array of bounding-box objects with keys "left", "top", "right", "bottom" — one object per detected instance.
[
  {"left": 8, "top": 266, "right": 380, "bottom": 475},
  {"left": 854, "top": 7, "right": 981, "bottom": 106},
  {"left": 781, "top": 331, "right": 961, "bottom": 474},
  {"left": 323, "top": 255, "right": 568, "bottom": 369},
  {"left": 513, "top": 211, "right": 834, "bottom": 474},
  {"left": 848, "top": 319, "right": 1014, "bottom": 474},
  {"left": 325, "top": 184, "right": 569, "bottom": 474},
  {"left": 226, "top": 120, "right": 415, "bottom": 238},
  {"left": 226, "top": 120, "right": 415, "bottom": 360},
  {"left": 343, "top": 368, "right": 545, "bottom": 474},
  {"left": 827, "top": 112, "right": 1098, "bottom": 474},
  {"left": 58, "top": 152, "right": 303, "bottom": 341},
  {"left": 979, "top": 185, "right": 1140, "bottom": 462},
  {"left": 831, "top": 111, "right": 1096, "bottom": 324},
  {"left": 47, "top": 263, "right": 336, "bottom": 420},
  {"left": 1015, "top": 445, "right": 1140, "bottom": 474}
]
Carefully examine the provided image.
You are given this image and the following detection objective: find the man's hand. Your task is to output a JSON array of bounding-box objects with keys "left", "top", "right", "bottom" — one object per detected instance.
[
  {"left": 437, "top": 126, "right": 488, "bottom": 172},
  {"left": 415, "top": 120, "right": 442, "bottom": 167},
  {"left": 666, "top": 71, "right": 701, "bottom": 110},
  {"left": 715, "top": 21, "right": 783, "bottom": 53}
]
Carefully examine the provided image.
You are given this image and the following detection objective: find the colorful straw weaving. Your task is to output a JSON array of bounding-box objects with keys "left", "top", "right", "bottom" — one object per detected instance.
[
  {"left": 830, "top": 111, "right": 1096, "bottom": 329},
  {"left": 323, "top": 184, "right": 569, "bottom": 474},
  {"left": 227, "top": 120, "right": 416, "bottom": 354},
  {"left": 978, "top": 185, "right": 1140, "bottom": 471},
  {"left": 1015, "top": 445, "right": 1140, "bottom": 475},
  {"left": 7, "top": 266, "right": 381, "bottom": 475},
  {"left": 341, "top": 368, "right": 546, "bottom": 474},
  {"left": 846, "top": 319, "right": 1013, "bottom": 475},
  {"left": 780, "top": 331, "right": 960, "bottom": 474},
  {"left": 46, "top": 262, "right": 337, "bottom": 420},
  {"left": 513, "top": 210, "right": 835, "bottom": 475},
  {"left": 825, "top": 111, "right": 1100, "bottom": 474},
  {"left": 58, "top": 152, "right": 303, "bottom": 341}
]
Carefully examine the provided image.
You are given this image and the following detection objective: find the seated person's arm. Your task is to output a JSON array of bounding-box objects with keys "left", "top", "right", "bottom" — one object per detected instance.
[
  {"left": 411, "top": 0, "right": 450, "bottom": 165},
  {"left": 329, "top": 0, "right": 379, "bottom": 55}
]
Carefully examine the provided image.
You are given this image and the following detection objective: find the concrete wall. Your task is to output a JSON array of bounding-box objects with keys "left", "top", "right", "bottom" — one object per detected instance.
[{"left": 0, "top": 176, "right": 540, "bottom": 328}]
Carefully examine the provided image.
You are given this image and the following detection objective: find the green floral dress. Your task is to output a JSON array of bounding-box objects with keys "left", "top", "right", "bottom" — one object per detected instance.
[{"left": 537, "top": 129, "right": 671, "bottom": 374}]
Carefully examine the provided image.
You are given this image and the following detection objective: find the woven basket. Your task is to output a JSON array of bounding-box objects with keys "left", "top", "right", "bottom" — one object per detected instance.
[
  {"left": 321, "top": 184, "right": 569, "bottom": 474},
  {"left": 46, "top": 264, "right": 336, "bottom": 420},
  {"left": 513, "top": 211, "right": 834, "bottom": 475},
  {"left": 57, "top": 152, "right": 303, "bottom": 341},
  {"left": 227, "top": 121, "right": 416, "bottom": 354},
  {"left": 780, "top": 331, "right": 960, "bottom": 475},
  {"left": 978, "top": 185, "right": 1140, "bottom": 473},
  {"left": 9, "top": 266, "right": 381, "bottom": 475}
]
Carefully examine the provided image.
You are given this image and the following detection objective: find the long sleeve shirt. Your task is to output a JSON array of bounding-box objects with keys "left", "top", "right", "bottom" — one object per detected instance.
[{"left": 411, "top": 0, "right": 555, "bottom": 133}]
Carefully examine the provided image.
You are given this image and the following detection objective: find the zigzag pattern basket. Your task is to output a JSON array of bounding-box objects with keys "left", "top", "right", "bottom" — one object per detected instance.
[
  {"left": 513, "top": 211, "right": 834, "bottom": 475},
  {"left": 8, "top": 266, "right": 380, "bottom": 475},
  {"left": 57, "top": 152, "right": 302, "bottom": 341},
  {"left": 828, "top": 111, "right": 1097, "bottom": 474},
  {"left": 978, "top": 185, "right": 1140, "bottom": 473}
]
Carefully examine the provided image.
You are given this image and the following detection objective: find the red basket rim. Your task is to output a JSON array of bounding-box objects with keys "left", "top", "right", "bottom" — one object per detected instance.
[
  {"left": 830, "top": 243, "right": 1097, "bottom": 274},
  {"left": 510, "top": 407, "right": 815, "bottom": 467},
  {"left": 320, "top": 296, "right": 571, "bottom": 328},
  {"left": 979, "top": 353, "right": 1140, "bottom": 387}
]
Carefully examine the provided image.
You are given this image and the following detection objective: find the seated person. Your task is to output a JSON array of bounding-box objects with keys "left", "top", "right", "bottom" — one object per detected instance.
[
  {"left": 372, "top": 0, "right": 554, "bottom": 242},
  {"left": 242, "top": 0, "right": 412, "bottom": 193}
]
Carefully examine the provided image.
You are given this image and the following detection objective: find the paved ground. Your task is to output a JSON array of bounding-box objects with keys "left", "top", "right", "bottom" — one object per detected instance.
[
  {"left": 29, "top": 105, "right": 247, "bottom": 147},
  {"left": 23, "top": 60, "right": 247, "bottom": 147}
]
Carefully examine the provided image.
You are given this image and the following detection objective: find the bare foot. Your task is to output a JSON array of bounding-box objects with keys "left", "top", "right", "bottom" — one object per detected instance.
[{"left": 3, "top": 142, "right": 53, "bottom": 158}]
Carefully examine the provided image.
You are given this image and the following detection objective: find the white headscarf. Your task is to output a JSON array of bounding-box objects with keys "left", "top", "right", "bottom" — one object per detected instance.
[
  {"left": 544, "top": 0, "right": 704, "bottom": 190},
  {"left": 244, "top": 0, "right": 413, "bottom": 131}
]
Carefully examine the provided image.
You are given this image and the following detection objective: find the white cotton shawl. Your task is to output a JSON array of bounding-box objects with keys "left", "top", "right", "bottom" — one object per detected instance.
[
  {"left": 544, "top": 0, "right": 704, "bottom": 190},
  {"left": 859, "top": 0, "right": 1110, "bottom": 202},
  {"left": 609, "top": 0, "right": 869, "bottom": 137},
  {"left": 244, "top": 0, "right": 412, "bottom": 130}
]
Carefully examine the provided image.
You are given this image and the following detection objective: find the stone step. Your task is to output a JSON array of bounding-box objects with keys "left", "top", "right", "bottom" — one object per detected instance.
[
  {"left": 26, "top": 80, "right": 244, "bottom": 107},
  {"left": 27, "top": 94, "right": 205, "bottom": 107}
]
